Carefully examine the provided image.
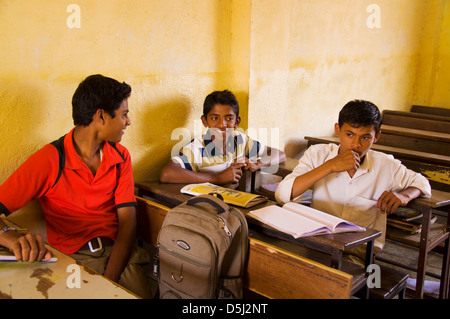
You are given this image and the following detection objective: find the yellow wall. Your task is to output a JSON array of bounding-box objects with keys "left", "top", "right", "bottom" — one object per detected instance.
[
  {"left": 415, "top": 0, "right": 450, "bottom": 108},
  {"left": 0, "top": 0, "right": 449, "bottom": 185}
]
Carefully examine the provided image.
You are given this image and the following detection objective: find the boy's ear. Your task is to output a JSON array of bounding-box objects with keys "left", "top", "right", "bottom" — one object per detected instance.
[
  {"left": 334, "top": 123, "right": 340, "bottom": 135},
  {"left": 94, "top": 109, "right": 105, "bottom": 124},
  {"left": 373, "top": 130, "right": 382, "bottom": 143},
  {"left": 201, "top": 115, "right": 208, "bottom": 128},
  {"left": 234, "top": 116, "right": 241, "bottom": 128}
]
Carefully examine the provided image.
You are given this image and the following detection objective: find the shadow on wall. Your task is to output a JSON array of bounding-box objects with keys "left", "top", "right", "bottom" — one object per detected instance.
[
  {"left": 132, "top": 95, "right": 192, "bottom": 183},
  {"left": 284, "top": 139, "right": 308, "bottom": 159}
]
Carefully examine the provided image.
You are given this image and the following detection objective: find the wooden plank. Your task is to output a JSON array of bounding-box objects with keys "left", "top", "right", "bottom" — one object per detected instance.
[
  {"left": 411, "top": 105, "right": 450, "bottom": 118},
  {"left": 382, "top": 110, "right": 450, "bottom": 134},
  {"left": 136, "top": 196, "right": 169, "bottom": 247},
  {"left": 381, "top": 125, "right": 450, "bottom": 143},
  {"left": 385, "top": 109, "right": 450, "bottom": 123},
  {"left": 376, "top": 132, "right": 450, "bottom": 156},
  {"left": 244, "top": 237, "right": 353, "bottom": 299}
]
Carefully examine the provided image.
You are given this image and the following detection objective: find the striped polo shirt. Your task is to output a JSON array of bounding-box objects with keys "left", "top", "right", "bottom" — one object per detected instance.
[{"left": 172, "top": 129, "right": 265, "bottom": 173}]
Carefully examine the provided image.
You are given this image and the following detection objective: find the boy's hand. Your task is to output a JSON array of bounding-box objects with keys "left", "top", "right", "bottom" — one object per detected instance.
[
  {"left": 376, "top": 191, "right": 409, "bottom": 214},
  {"left": 328, "top": 149, "right": 361, "bottom": 174},
  {"left": 216, "top": 161, "right": 246, "bottom": 184},
  {"left": 3, "top": 230, "right": 51, "bottom": 262},
  {"left": 243, "top": 157, "right": 261, "bottom": 172}
]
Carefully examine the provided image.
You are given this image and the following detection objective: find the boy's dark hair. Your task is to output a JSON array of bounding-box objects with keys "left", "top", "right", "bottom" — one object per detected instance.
[
  {"left": 203, "top": 90, "right": 239, "bottom": 117},
  {"left": 338, "top": 100, "right": 382, "bottom": 133},
  {"left": 72, "top": 74, "right": 132, "bottom": 126}
]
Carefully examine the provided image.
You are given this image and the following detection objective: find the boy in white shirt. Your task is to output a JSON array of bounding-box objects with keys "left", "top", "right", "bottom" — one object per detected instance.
[{"left": 275, "top": 100, "right": 431, "bottom": 262}]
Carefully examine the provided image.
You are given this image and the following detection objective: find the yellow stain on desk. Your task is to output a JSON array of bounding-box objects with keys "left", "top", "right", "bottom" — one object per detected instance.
[{"left": 421, "top": 169, "right": 450, "bottom": 185}]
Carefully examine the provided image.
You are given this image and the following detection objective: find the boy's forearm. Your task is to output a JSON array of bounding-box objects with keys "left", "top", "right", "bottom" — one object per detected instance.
[
  {"left": 160, "top": 162, "right": 217, "bottom": 184},
  {"left": 104, "top": 207, "right": 136, "bottom": 282},
  {"left": 398, "top": 187, "right": 423, "bottom": 204},
  {"left": 291, "top": 161, "right": 334, "bottom": 199}
]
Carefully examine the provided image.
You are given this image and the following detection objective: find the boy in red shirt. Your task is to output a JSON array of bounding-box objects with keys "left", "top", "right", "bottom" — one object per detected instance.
[{"left": 0, "top": 74, "right": 153, "bottom": 298}]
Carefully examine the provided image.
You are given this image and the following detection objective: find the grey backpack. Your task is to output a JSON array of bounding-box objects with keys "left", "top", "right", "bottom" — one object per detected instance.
[{"left": 156, "top": 194, "right": 249, "bottom": 299}]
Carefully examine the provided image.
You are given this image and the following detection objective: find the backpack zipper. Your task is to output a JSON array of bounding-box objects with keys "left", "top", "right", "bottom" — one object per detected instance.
[{"left": 217, "top": 216, "right": 232, "bottom": 237}]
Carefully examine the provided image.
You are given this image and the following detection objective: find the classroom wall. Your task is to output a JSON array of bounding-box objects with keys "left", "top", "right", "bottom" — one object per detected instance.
[{"left": 0, "top": 0, "right": 448, "bottom": 186}]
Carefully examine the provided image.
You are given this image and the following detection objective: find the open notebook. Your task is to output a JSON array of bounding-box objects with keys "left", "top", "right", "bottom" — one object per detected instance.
[{"left": 248, "top": 202, "right": 366, "bottom": 238}]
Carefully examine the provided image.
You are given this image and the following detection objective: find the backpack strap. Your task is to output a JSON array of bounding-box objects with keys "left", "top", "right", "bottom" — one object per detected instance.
[
  {"left": 50, "top": 135, "right": 66, "bottom": 188},
  {"left": 107, "top": 141, "right": 125, "bottom": 174},
  {"left": 186, "top": 194, "right": 227, "bottom": 214}
]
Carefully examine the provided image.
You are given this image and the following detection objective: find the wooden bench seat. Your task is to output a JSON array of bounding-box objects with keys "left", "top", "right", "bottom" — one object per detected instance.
[{"left": 365, "top": 264, "right": 409, "bottom": 299}]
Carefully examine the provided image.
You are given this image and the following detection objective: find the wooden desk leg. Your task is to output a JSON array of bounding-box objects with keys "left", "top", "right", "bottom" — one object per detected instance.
[
  {"left": 330, "top": 249, "right": 342, "bottom": 269},
  {"left": 361, "top": 239, "right": 375, "bottom": 299},
  {"left": 365, "top": 239, "right": 374, "bottom": 267},
  {"left": 416, "top": 206, "right": 432, "bottom": 299},
  {"left": 440, "top": 208, "right": 450, "bottom": 299}
]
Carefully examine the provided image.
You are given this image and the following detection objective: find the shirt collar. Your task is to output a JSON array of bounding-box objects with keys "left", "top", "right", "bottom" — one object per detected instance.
[{"left": 64, "top": 128, "right": 124, "bottom": 170}]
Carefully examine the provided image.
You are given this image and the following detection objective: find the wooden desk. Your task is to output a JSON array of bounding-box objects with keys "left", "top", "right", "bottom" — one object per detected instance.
[
  {"left": 0, "top": 246, "right": 137, "bottom": 299},
  {"left": 407, "top": 191, "right": 450, "bottom": 299},
  {"left": 135, "top": 181, "right": 380, "bottom": 277}
]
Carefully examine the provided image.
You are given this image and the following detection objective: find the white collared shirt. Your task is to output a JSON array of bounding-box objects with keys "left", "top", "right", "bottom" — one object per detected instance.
[{"left": 275, "top": 143, "right": 431, "bottom": 251}]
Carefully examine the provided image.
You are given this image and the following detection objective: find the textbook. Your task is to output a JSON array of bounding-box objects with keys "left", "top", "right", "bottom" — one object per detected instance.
[
  {"left": 248, "top": 202, "right": 366, "bottom": 238},
  {"left": 389, "top": 206, "right": 423, "bottom": 222},
  {"left": 0, "top": 247, "right": 57, "bottom": 262},
  {"left": 180, "top": 183, "right": 268, "bottom": 208}
]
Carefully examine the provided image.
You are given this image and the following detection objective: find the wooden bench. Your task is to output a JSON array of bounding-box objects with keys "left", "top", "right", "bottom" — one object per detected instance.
[
  {"left": 411, "top": 105, "right": 450, "bottom": 118},
  {"left": 377, "top": 124, "right": 450, "bottom": 156},
  {"left": 382, "top": 110, "right": 450, "bottom": 134}
]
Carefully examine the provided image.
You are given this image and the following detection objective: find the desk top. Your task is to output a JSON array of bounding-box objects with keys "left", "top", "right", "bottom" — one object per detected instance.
[
  {"left": 0, "top": 246, "right": 137, "bottom": 299},
  {"left": 135, "top": 181, "right": 381, "bottom": 254}
]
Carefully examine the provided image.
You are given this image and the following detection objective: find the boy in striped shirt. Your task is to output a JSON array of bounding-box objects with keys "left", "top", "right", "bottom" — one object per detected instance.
[{"left": 160, "top": 90, "right": 286, "bottom": 186}]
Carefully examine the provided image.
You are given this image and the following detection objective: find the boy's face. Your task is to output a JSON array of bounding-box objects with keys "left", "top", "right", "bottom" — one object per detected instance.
[
  {"left": 335, "top": 123, "right": 381, "bottom": 158},
  {"left": 102, "top": 99, "right": 131, "bottom": 143},
  {"left": 201, "top": 103, "right": 241, "bottom": 138}
]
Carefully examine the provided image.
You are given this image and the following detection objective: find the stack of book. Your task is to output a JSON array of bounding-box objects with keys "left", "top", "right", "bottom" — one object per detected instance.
[{"left": 387, "top": 207, "right": 435, "bottom": 234}]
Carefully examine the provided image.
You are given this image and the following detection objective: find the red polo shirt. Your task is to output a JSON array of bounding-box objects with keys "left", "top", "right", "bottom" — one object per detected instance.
[{"left": 0, "top": 128, "right": 137, "bottom": 254}]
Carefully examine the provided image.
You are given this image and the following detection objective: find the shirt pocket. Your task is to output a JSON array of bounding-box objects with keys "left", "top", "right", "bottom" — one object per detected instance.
[{"left": 349, "top": 196, "right": 378, "bottom": 228}]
